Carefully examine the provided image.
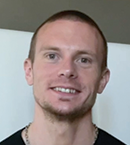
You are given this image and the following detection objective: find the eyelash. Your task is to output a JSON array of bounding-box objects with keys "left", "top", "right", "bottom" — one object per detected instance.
[
  {"left": 80, "top": 58, "right": 89, "bottom": 63},
  {"left": 77, "top": 57, "right": 91, "bottom": 63}
]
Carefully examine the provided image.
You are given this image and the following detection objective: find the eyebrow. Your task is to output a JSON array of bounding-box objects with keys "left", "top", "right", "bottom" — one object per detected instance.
[
  {"left": 39, "top": 46, "right": 60, "bottom": 52},
  {"left": 75, "top": 50, "right": 95, "bottom": 56}
]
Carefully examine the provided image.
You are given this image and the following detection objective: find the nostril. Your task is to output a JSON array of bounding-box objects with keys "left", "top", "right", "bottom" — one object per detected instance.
[
  {"left": 58, "top": 67, "right": 77, "bottom": 79},
  {"left": 70, "top": 74, "right": 75, "bottom": 78}
]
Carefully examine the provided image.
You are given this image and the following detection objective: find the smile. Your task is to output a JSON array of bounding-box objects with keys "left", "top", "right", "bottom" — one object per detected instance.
[{"left": 53, "top": 87, "right": 76, "bottom": 94}]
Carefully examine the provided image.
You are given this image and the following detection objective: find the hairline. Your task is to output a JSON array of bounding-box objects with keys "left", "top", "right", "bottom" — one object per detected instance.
[{"left": 29, "top": 16, "right": 107, "bottom": 70}]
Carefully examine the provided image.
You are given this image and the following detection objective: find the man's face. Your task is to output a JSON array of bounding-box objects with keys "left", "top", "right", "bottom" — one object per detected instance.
[{"left": 25, "top": 20, "right": 109, "bottom": 120}]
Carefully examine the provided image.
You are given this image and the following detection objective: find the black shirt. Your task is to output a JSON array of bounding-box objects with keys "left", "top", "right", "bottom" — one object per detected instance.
[{"left": 0, "top": 128, "right": 126, "bottom": 145}]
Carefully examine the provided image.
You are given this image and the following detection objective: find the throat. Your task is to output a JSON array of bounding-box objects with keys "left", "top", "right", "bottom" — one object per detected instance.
[{"left": 23, "top": 121, "right": 98, "bottom": 145}]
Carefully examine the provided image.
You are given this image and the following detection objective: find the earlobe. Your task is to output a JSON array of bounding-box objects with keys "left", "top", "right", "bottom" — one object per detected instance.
[
  {"left": 24, "top": 58, "right": 33, "bottom": 85},
  {"left": 98, "top": 68, "right": 110, "bottom": 94}
]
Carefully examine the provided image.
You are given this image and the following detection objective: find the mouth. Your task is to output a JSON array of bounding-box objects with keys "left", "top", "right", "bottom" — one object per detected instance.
[{"left": 51, "top": 87, "right": 80, "bottom": 94}]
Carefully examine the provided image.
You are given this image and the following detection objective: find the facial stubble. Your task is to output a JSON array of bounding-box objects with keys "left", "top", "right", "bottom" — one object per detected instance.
[{"left": 35, "top": 95, "right": 96, "bottom": 123}]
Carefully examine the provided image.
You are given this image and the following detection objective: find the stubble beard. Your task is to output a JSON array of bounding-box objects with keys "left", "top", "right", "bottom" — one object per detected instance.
[{"left": 37, "top": 99, "right": 96, "bottom": 123}]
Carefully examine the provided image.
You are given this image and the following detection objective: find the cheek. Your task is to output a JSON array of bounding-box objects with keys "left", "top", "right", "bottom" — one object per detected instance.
[
  {"left": 80, "top": 70, "right": 101, "bottom": 94},
  {"left": 33, "top": 63, "right": 54, "bottom": 79},
  {"left": 79, "top": 75, "right": 99, "bottom": 108},
  {"left": 32, "top": 65, "right": 49, "bottom": 96},
  {"left": 32, "top": 63, "right": 58, "bottom": 94}
]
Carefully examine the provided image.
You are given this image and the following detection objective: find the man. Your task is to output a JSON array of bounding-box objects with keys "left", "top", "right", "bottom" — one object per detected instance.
[{"left": 0, "top": 10, "right": 125, "bottom": 145}]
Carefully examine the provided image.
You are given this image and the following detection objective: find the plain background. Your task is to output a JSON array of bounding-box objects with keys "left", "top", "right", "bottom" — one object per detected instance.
[{"left": 0, "top": 0, "right": 130, "bottom": 44}]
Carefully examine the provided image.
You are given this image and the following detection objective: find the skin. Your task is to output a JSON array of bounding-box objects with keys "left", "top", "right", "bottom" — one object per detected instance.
[{"left": 23, "top": 20, "right": 110, "bottom": 145}]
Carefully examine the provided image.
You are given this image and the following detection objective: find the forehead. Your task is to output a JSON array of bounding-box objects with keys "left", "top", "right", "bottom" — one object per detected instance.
[{"left": 35, "top": 20, "right": 104, "bottom": 54}]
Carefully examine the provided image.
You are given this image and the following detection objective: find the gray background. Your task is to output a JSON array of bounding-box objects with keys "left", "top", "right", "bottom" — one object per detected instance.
[{"left": 0, "top": 0, "right": 130, "bottom": 44}]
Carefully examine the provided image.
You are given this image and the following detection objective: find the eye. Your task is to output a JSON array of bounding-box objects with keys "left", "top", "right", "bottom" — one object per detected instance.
[
  {"left": 48, "top": 53, "right": 56, "bottom": 59},
  {"left": 76, "top": 56, "right": 91, "bottom": 68},
  {"left": 44, "top": 53, "right": 60, "bottom": 62},
  {"left": 80, "top": 58, "right": 88, "bottom": 63}
]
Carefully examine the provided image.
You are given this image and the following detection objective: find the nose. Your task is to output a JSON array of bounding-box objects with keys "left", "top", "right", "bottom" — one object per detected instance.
[{"left": 58, "top": 61, "right": 78, "bottom": 79}]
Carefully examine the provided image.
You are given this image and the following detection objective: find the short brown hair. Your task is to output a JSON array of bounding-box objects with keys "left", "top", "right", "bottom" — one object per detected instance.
[{"left": 28, "top": 10, "right": 107, "bottom": 70}]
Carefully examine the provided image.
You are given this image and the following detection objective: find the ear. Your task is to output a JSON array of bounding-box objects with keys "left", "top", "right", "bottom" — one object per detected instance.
[
  {"left": 97, "top": 68, "right": 110, "bottom": 94},
  {"left": 24, "top": 58, "right": 33, "bottom": 85}
]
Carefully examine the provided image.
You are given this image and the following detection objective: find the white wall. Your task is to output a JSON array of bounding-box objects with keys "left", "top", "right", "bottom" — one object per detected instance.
[
  {"left": 93, "top": 43, "right": 130, "bottom": 144},
  {"left": 0, "top": 29, "right": 34, "bottom": 141},
  {"left": 0, "top": 29, "right": 129, "bottom": 144}
]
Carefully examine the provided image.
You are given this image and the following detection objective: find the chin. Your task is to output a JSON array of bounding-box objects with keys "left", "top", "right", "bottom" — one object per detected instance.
[{"left": 41, "top": 101, "right": 92, "bottom": 123}]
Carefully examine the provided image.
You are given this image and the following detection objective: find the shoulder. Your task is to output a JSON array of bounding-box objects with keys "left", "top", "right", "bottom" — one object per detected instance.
[
  {"left": 0, "top": 128, "right": 25, "bottom": 145},
  {"left": 95, "top": 128, "right": 126, "bottom": 145}
]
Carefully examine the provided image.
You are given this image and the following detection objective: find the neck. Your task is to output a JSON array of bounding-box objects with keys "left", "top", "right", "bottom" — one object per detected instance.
[{"left": 23, "top": 105, "right": 96, "bottom": 145}]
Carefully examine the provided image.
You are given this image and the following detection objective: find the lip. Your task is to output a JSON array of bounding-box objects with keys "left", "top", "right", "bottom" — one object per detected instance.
[
  {"left": 50, "top": 89, "right": 79, "bottom": 101},
  {"left": 49, "top": 86, "right": 81, "bottom": 101},
  {"left": 50, "top": 85, "right": 81, "bottom": 92}
]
